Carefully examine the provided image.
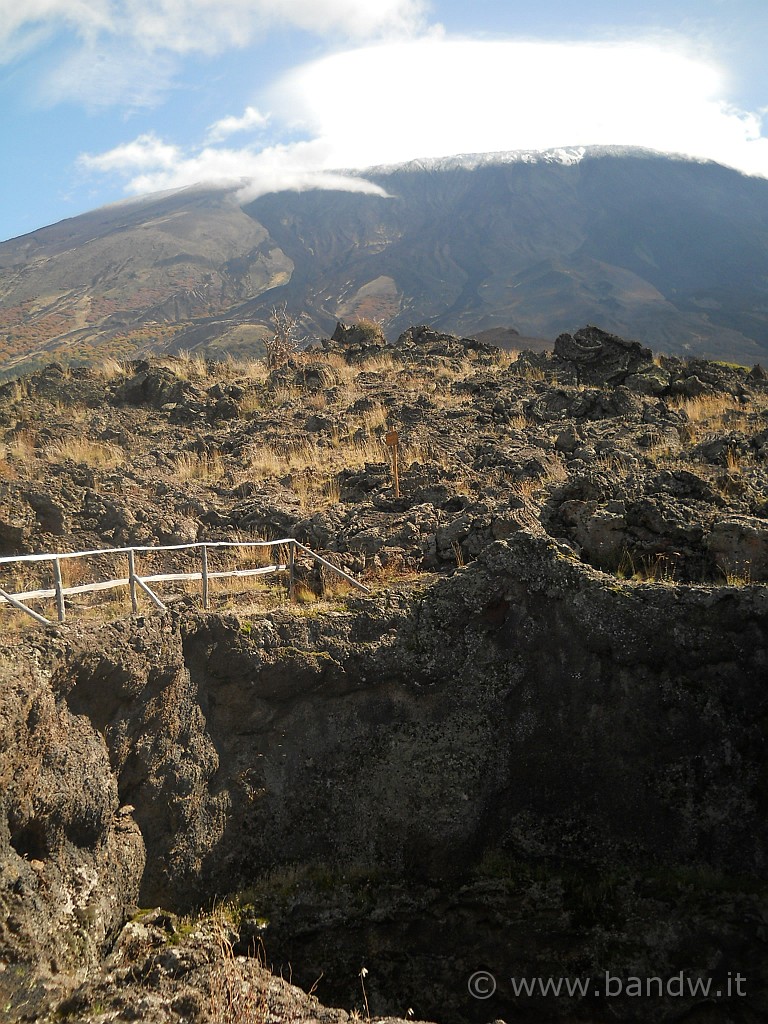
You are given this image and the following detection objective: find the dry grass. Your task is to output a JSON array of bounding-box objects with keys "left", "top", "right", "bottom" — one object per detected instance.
[
  {"left": 0, "top": 443, "right": 18, "bottom": 480},
  {"left": 6, "top": 431, "right": 37, "bottom": 463},
  {"left": 207, "top": 576, "right": 288, "bottom": 613},
  {"left": 243, "top": 444, "right": 285, "bottom": 478},
  {"left": 291, "top": 580, "right": 321, "bottom": 604},
  {"left": 347, "top": 435, "right": 389, "bottom": 465},
  {"left": 158, "top": 350, "right": 210, "bottom": 380},
  {"left": 332, "top": 381, "right": 363, "bottom": 407},
  {"left": 229, "top": 355, "right": 270, "bottom": 382},
  {"left": 616, "top": 549, "right": 679, "bottom": 584},
  {"left": 355, "top": 402, "right": 388, "bottom": 434},
  {"left": 58, "top": 556, "right": 95, "bottom": 590},
  {"left": 304, "top": 391, "right": 328, "bottom": 411},
  {"left": 506, "top": 457, "right": 568, "bottom": 498},
  {"left": 290, "top": 473, "right": 316, "bottom": 509},
  {"left": 517, "top": 364, "right": 546, "bottom": 381},
  {"left": 493, "top": 349, "right": 520, "bottom": 368},
  {"left": 93, "top": 357, "right": 129, "bottom": 380},
  {"left": 172, "top": 451, "right": 225, "bottom": 482},
  {"left": 48, "top": 399, "right": 89, "bottom": 422},
  {"left": 593, "top": 453, "right": 633, "bottom": 476},
  {"left": 270, "top": 384, "right": 301, "bottom": 406},
  {"left": 361, "top": 557, "right": 424, "bottom": 589},
  {"left": 239, "top": 390, "right": 265, "bottom": 416},
  {"left": 239, "top": 431, "right": 390, "bottom": 510},
  {"left": 400, "top": 438, "right": 432, "bottom": 465},
  {"left": 6, "top": 380, "right": 30, "bottom": 402},
  {"left": 674, "top": 393, "right": 741, "bottom": 425},
  {"left": 44, "top": 437, "right": 125, "bottom": 468},
  {"left": 323, "top": 474, "right": 342, "bottom": 504},
  {"left": 70, "top": 596, "right": 131, "bottom": 625},
  {"left": 0, "top": 561, "right": 66, "bottom": 632},
  {"left": 247, "top": 435, "right": 386, "bottom": 477},
  {"left": 678, "top": 420, "right": 700, "bottom": 446},
  {"left": 360, "top": 351, "right": 396, "bottom": 373},
  {"left": 508, "top": 413, "right": 534, "bottom": 431},
  {"left": 322, "top": 353, "right": 360, "bottom": 384},
  {"left": 509, "top": 477, "right": 538, "bottom": 500},
  {"left": 0, "top": 604, "right": 47, "bottom": 638},
  {"left": 207, "top": 902, "right": 269, "bottom": 1024},
  {"left": 725, "top": 447, "right": 743, "bottom": 473},
  {"left": 720, "top": 566, "right": 753, "bottom": 586}
]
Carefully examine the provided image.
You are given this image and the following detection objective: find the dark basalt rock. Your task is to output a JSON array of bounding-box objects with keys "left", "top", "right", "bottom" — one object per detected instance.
[
  {"left": 117, "top": 363, "right": 205, "bottom": 409},
  {"left": 554, "top": 324, "right": 656, "bottom": 386},
  {"left": 395, "top": 324, "right": 499, "bottom": 360}
]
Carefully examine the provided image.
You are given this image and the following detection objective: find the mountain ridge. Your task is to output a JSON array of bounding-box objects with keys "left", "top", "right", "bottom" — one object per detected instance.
[{"left": 2, "top": 147, "right": 768, "bottom": 374}]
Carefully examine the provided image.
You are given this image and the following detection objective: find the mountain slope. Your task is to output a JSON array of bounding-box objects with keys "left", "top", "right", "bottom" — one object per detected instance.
[
  {"left": 2, "top": 148, "right": 768, "bottom": 373},
  {"left": 0, "top": 188, "right": 291, "bottom": 370}
]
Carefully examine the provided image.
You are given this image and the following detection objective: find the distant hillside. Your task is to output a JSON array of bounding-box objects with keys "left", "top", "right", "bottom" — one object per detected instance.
[{"left": 2, "top": 148, "right": 768, "bottom": 374}]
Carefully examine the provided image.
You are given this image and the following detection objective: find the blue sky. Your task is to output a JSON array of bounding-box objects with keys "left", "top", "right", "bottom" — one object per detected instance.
[{"left": 1, "top": 0, "right": 767, "bottom": 243}]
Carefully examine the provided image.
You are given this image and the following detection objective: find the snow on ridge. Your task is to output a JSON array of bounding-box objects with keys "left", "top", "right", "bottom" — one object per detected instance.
[{"left": 361, "top": 145, "right": 717, "bottom": 176}]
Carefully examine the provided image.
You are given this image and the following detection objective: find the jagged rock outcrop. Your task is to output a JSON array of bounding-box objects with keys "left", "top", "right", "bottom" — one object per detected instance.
[
  {"left": 554, "top": 325, "right": 658, "bottom": 386},
  {"left": 0, "top": 645, "right": 144, "bottom": 1019},
  {"left": 322, "top": 322, "right": 499, "bottom": 366}
]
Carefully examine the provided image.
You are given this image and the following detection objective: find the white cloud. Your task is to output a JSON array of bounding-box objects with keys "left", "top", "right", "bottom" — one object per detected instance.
[
  {"left": 78, "top": 135, "right": 390, "bottom": 199},
  {"left": 0, "top": 0, "right": 429, "bottom": 62},
  {"left": 77, "top": 36, "right": 768, "bottom": 205},
  {"left": 78, "top": 132, "right": 180, "bottom": 172},
  {"left": 2, "top": 0, "right": 431, "bottom": 107},
  {"left": 205, "top": 105, "right": 270, "bottom": 143},
  {"left": 0, "top": 1, "right": 113, "bottom": 46},
  {"left": 268, "top": 38, "right": 768, "bottom": 177}
]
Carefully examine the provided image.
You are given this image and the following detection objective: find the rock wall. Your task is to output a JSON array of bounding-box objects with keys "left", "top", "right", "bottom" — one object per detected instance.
[
  {"left": 1, "top": 530, "right": 766, "bottom": 1019},
  {"left": 0, "top": 644, "right": 144, "bottom": 1016}
]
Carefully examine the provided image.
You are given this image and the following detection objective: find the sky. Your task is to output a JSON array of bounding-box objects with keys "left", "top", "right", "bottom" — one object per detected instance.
[{"left": 1, "top": 0, "right": 768, "bottom": 242}]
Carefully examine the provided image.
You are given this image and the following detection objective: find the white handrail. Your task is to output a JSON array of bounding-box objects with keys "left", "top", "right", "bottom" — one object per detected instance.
[
  {"left": 0, "top": 537, "right": 294, "bottom": 565},
  {"left": 0, "top": 538, "right": 368, "bottom": 627}
]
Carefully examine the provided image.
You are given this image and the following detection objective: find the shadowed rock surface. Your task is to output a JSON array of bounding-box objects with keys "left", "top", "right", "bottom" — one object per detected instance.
[{"left": 2, "top": 539, "right": 766, "bottom": 1022}]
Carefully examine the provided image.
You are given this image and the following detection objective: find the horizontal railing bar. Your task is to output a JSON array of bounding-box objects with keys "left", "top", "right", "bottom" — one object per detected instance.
[
  {"left": 0, "top": 538, "right": 295, "bottom": 566},
  {"left": 207, "top": 565, "right": 288, "bottom": 580},
  {"left": 0, "top": 565, "right": 289, "bottom": 604},
  {"left": 133, "top": 566, "right": 288, "bottom": 584},
  {"left": 66, "top": 578, "right": 129, "bottom": 596},
  {"left": 0, "top": 587, "right": 56, "bottom": 602},
  {"left": 4, "top": 579, "right": 132, "bottom": 601}
]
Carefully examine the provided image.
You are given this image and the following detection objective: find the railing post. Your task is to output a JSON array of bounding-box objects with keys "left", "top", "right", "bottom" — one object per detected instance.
[
  {"left": 52, "top": 557, "right": 66, "bottom": 623},
  {"left": 201, "top": 544, "right": 209, "bottom": 610},
  {"left": 128, "top": 549, "right": 138, "bottom": 613},
  {"left": 288, "top": 539, "right": 295, "bottom": 601}
]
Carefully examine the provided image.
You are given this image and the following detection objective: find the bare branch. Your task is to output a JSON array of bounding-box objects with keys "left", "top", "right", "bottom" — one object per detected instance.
[{"left": 266, "top": 303, "right": 301, "bottom": 368}]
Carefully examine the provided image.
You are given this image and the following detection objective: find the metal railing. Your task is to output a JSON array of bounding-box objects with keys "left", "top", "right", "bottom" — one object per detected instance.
[{"left": 0, "top": 538, "right": 369, "bottom": 627}]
